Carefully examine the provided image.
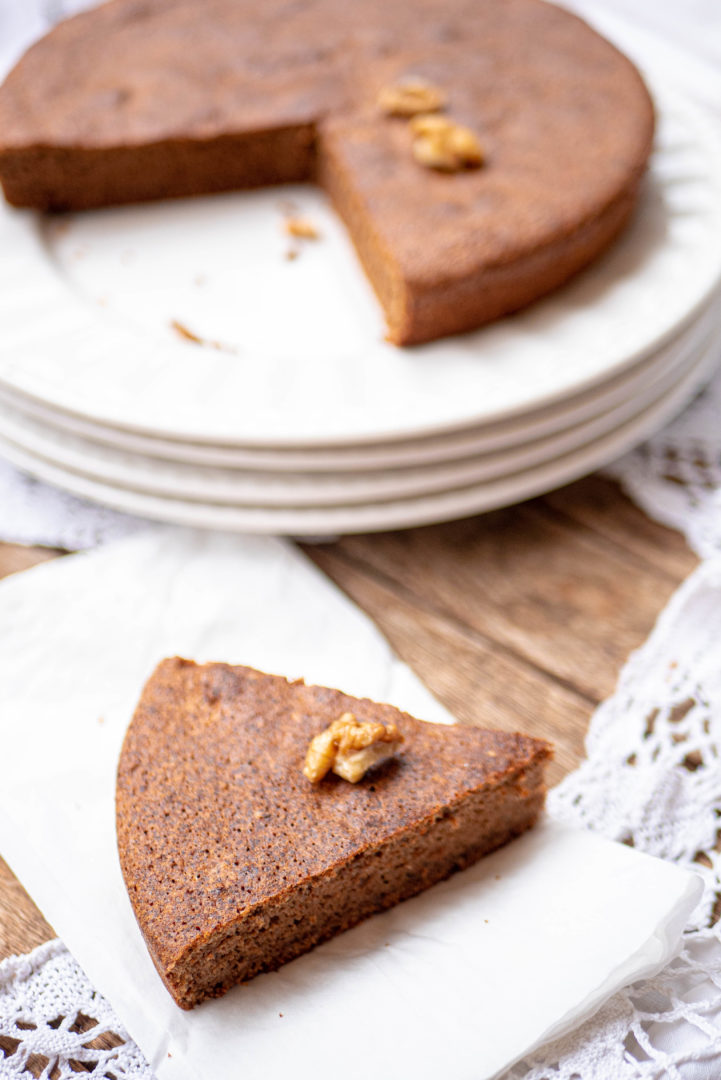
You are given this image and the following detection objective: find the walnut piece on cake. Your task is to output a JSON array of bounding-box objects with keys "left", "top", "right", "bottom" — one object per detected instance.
[
  {"left": 304, "top": 712, "right": 403, "bottom": 783},
  {"left": 410, "top": 115, "right": 484, "bottom": 172}
]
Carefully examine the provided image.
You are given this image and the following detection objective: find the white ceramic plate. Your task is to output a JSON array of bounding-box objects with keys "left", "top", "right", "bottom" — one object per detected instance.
[
  {"left": 0, "top": 89, "right": 720, "bottom": 447},
  {"left": 2, "top": 336, "right": 717, "bottom": 534},
  {"left": 1, "top": 314, "right": 717, "bottom": 508},
  {"left": 1, "top": 283, "right": 718, "bottom": 473}
]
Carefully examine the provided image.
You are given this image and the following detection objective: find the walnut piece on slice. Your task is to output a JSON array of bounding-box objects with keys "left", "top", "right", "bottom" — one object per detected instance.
[
  {"left": 303, "top": 712, "right": 403, "bottom": 784},
  {"left": 377, "top": 78, "right": 447, "bottom": 117},
  {"left": 410, "top": 114, "right": 484, "bottom": 172}
]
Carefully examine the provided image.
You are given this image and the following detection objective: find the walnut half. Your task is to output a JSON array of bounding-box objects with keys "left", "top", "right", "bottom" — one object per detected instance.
[
  {"left": 410, "top": 114, "right": 484, "bottom": 172},
  {"left": 303, "top": 712, "right": 403, "bottom": 784}
]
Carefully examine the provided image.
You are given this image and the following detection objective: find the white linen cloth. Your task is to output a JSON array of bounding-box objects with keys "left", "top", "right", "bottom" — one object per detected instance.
[{"left": 1, "top": 2, "right": 721, "bottom": 1080}]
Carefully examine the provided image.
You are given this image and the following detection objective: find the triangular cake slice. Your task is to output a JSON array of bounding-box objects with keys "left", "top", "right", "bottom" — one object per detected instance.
[{"left": 116, "top": 658, "right": 552, "bottom": 1008}]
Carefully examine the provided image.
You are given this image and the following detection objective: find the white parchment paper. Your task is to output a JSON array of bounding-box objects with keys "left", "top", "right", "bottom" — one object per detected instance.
[{"left": 0, "top": 529, "right": 701, "bottom": 1079}]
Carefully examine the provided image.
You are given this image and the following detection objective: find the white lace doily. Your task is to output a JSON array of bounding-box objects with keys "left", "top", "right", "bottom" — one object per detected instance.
[
  {"left": 0, "top": 940, "right": 151, "bottom": 1079},
  {"left": 609, "top": 367, "right": 721, "bottom": 560},
  {"left": 506, "top": 557, "right": 721, "bottom": 1080}
]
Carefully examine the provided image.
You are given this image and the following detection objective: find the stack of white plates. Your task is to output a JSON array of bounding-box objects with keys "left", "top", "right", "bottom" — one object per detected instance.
[{"left": 1, "top": 88, "right": 720, "bottom": 535}]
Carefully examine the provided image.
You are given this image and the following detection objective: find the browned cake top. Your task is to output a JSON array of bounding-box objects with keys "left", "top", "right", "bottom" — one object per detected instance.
[
  {"left": 0, "top": 0, "right": 654, "bottom": 281},
  {"left": 116, "top": 658, "right": 551, "bottom": 970}
]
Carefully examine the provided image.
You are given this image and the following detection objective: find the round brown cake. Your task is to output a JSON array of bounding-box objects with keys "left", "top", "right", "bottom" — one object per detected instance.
[{"left": 0, "top": 0, "right": 654, "bottom": 344}]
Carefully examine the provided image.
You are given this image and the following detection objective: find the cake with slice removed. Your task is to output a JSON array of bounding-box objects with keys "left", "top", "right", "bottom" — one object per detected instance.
[
  {"left": 116, "top": 657, "right": 552, "bottom": 1008},
  {"left": 0, "top": 0, "right": 654, "bottom": 344}
]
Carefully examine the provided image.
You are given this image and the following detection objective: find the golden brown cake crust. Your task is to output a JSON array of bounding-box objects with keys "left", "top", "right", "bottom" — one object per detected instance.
[
  {"left": 116, "top": 658, "right": 551, "bottom": 1008},
  {"left": 0, "top": 0, "right": 654, "bottom": 344}
]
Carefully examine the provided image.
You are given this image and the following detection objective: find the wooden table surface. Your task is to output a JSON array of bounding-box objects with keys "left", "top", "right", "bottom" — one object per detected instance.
[{"left": 0, "top": 474, "right": 697, "bottom": 967}]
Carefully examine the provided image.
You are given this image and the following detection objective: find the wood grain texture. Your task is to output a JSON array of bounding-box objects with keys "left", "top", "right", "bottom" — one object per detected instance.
[
  {"left": 0, "top": 542, "right": 61, "bottom": 579},
  {"left": 0, "top": 477, "right": 697, "bottom": 962},
  {"left": 0, "top": 856, "right": 54, "bottom": 959},
  {"left": 305, "top": 493, "right": 689, "bottom": 703},
  {"left": 0, "top": 546, "right": 62, "bottom": 960}
]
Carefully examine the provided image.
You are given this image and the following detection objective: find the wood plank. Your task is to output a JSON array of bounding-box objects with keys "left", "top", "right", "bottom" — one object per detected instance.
[
  {"left": 318, "top": 488, "right": 685, "bottom": 702},
  {"left": 0, "top": 543, "right": 61, "bottom": 581},
  {"left": 0, "top": 856, "right": 55, "bottom": 959},
  {"left": 542, "top": 476, "right": 698, "bottom": 581},
  {"left": 0, "top": 546, "right": 62, "bottom": 960}
]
